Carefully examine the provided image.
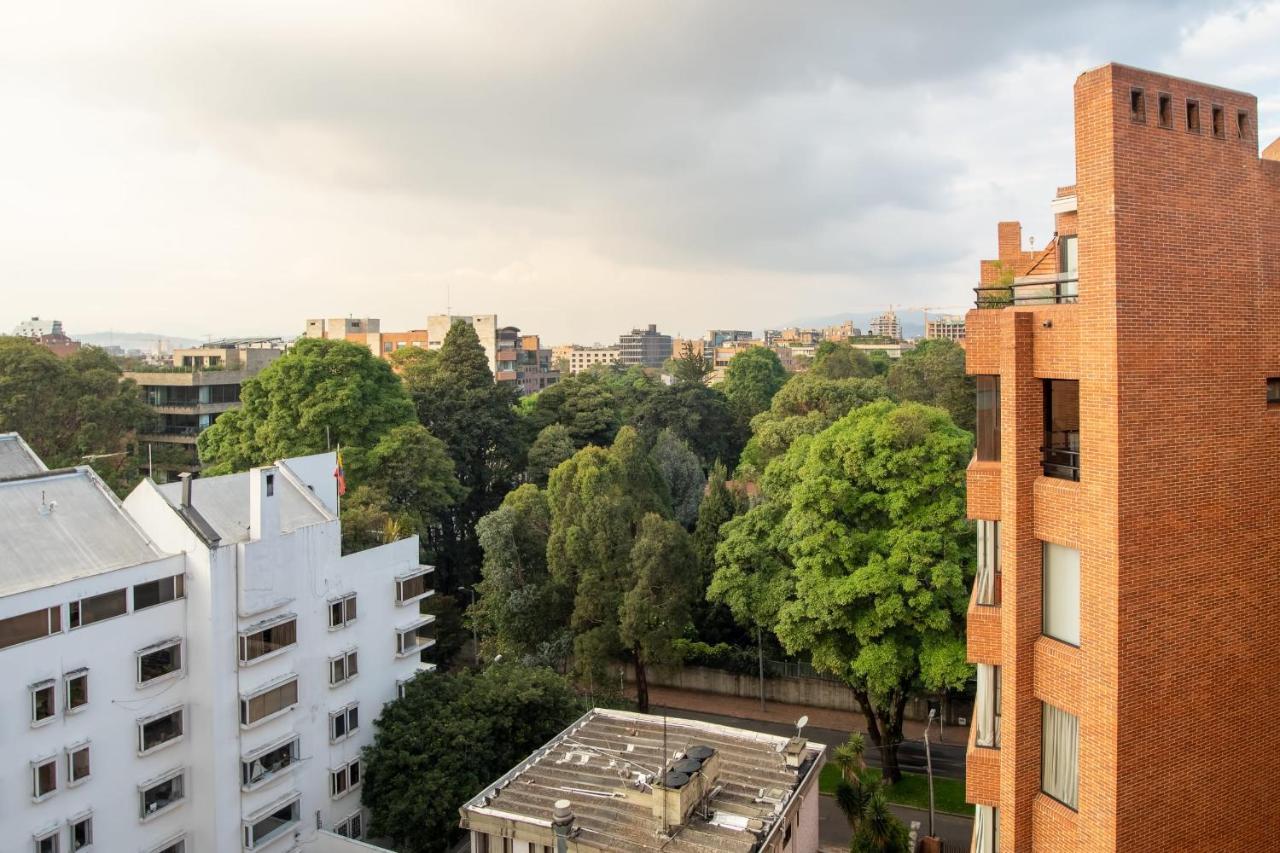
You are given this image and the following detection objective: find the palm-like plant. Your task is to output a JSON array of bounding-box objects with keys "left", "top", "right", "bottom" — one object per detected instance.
[
  {"left": 833, "top": 732, "right": 866, "bottom": 781},
  {"left": 851, "top": 792, "right": 912, "bottom": 853},
  {"left": 834, "top": 775, "right": 875, "bottom": 836}
]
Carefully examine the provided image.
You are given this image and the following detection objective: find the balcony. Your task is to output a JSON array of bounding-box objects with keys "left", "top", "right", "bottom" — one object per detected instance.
[
  {"left": 974, "top": 273, "right": 1079, "bottom": 308},
  {"left": 1042, "top": 379, "right": 1080, "bottom": 481}
]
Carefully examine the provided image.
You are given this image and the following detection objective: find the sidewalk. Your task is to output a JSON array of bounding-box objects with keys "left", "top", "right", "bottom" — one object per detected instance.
[{"left": 643, "top": 683, "right": 971, "bottom": 745}]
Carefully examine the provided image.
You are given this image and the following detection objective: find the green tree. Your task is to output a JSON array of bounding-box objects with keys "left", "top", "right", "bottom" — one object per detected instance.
[
  {"left": 0, "top": 338, "right": 155, "bottom": 493},
  {"left": 198, "top": 337, "right": 415, "bottom": 473},
  {"left": 620, "top": 513, "right": 697, "bottom": 713},
  {"left": 691, "top": 461, "right": 748, "bottom": 645},
  {"left": 810, "top": 340, "right": 880, "bottom": 379},
  {"left": 851, "top": 792, "right": 912, "bottom": 853},
  {"left": 632, "top": 382, "right": 744, "bottom": 468},
  {"left": 362, "top": 664, "right": 583, "bottom": 853},
  {"left": 423, "top": 594, "right": 468, "bottom": 671},
  {"left": 523, "top": 372, "right": 622, "bottom": 447},
  {"left": 721, "top": 346, "right": 788, "bottom": 421},
  {"left": 526, "top": 423, "right": 577, "bottom": 486},
  {"left": 772, "top": 401, "right": 973, "bottom": 783},
  {"left": 648, "top": 428, "right": 705, "bottom": 527},
  {"left": 669, "top": 340, "right": 712, "bottom": 384},
  {"left": 472, "top": 484, "right": 567, "bottom": 660},
  {"left": 886, "top": 339, "right": 975, "bottom": 432},
  {"left": 401, "top": 321, "right": 528, "bottom": 591},
  {"left": 834, "top": 775, "right": 876, "bottom": 838}
]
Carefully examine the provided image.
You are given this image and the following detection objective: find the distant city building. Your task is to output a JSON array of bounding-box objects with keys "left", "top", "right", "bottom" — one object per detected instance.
[
  {"left": 497, "top": 327, "right": 560, "bottom": 394},
  {"left": 925, "top": 315, "right": 966, "bottom": 341},
  {"left": 304, "top": 317, "right": 429, "bottom": 361},
  {"left": 124, "top": 339, "right": 284, "bottom": 480},
  {"left": 868, "top": 310, "right": 902, "bottom": 340},
  {"left": 12, "top": 316, "right": 82, "bottom": 357},
  {"left": 822, "top": 320, "right": 862, "bottom": 341},
  {"left": 0, "top": 434, "right": 426, "bottom": 851},
  {"left": 460, "top": 708, "right": 826, "bottom": 853},
  {"left": 428, "top": 314, "right": 498, "bottom": 375},
  {"left": 617, "top": 324, "right": 673, "bottom": 369},
  {"left": 555, "top": 344, "right": 622, "bottom": 375}
]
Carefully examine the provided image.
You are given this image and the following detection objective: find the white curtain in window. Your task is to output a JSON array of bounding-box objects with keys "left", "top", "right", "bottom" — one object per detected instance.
[
  {"left": 1042, "top": 542, "right": 1080, "bottom": 645},
  {"left": 972, "top": 804, "right": 996, "bottom": 853},
  {"left": 1041, "top": 703, "right": 1079, "bottom": 809},
  {"left": 975, "top": 664, "right": 996, "bottom": 747},
  {"left": 976, "top": 521, "right": 1000, "bottom": 605}
]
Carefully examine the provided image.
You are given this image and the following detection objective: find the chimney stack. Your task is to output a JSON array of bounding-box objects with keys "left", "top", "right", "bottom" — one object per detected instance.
[
  {"left": 552, "top": 799, "right": 576, "bottom": 852},
  {"left": 178, "top": 472, "right": 193, "bottom": 509}
]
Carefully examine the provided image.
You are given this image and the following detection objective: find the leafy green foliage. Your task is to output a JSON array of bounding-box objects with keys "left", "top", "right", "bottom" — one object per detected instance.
[
  {"left": 400, "top": 321, "right": 528, "bottom": 590},
  {"left": 648, "top": 428, "right": 705, "bottom": 527},
  {"left": 523, "top": 365, "right": 657, "bottom": 448},
  {"left": 423, "top": 594, "right": 468, "bottom": 671},
  {"left": 691, "top": 461, "right": 748, "bottom": 645},
  {"left": 632, "top": 381, "right": 744, "bottom": 468},
  {"left": 851, "top": 792, "right": 913, "bottom": 853},
  {"left": 198, "top": 337, "right": 415, "bottom": 473},
  {"left": 0, "top": 338, "right": 155, "bottom": 493},
  {"left": 362, "top": 664, "right": 583, "bottom": 853},
  {"left": 526, "top": 423, "right": 577, "bottom": 486},
  {"left": 810, "top": 340, "right": 882, "bottom": 379},
  {"left": 720, "top": 346, "right": 788, "bottom": 420},
  {"left": 886, "top": 339, "right": 975, "bottom": 432},
  {"left": 669, "top": 340, "right": 712, "bottom": 384}
]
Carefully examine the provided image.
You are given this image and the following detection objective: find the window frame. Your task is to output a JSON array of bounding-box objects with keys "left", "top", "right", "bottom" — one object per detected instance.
[
  {"left": 333, "top": 809, "right": 365, "bottom": 839},
  {"left": 329, "top": 702, "right": 360, "bottom": 744},
  {"left": 133, "top": 574, "right": 185, "bottom": 612},
  {"left": 66, "top": 742, "right": 91, "bottom": 787},
  {"left": 329, "top": 649, "right": 360, "bottom": 686},
  {"left": 240, "top": 734, "right": 301, "bottom": 790},
  {"left": 138, "top": 705, "right": 186, "bottom": 756},
  {"left": 328, "top": 593, "right": 358, "bottom": 629},
  {"left": 242, "top": 793, "right": 302, "bottom": 850},
  {"left": 31, "top": 679, "right": 56, "bottom": 726},
  {"left": 138, "top": 768, "right": 187, "bottom": 822},
  {"left": 1040, "top": 702, "right": 1080, "bottom": 811},
  {"left": 136, "top": 638, "right": 184, "bottom": 686},
  {"left": 240, "top": 675, "right": 300, "bottom": 728},
  {"left": 64, "top": 668, "right": 89, "bottom": 714},
  {"left": 68, "top": 588, "right": 128, "bottom": 630},
  {"left": 396, "top": 617, "right": 436, "bottom": 657},
  {"left": 975, "top": 375, "right": 1001, "bottom": 462},
  {"left": 238, "top": 614, "right": 298, "bottom": 665},
  {"left": 34, "top": 826, "right": 60, "bottom": 853},
  {"left": 330, "top": 757, "right": 362, "bottom": 799},
  {"left": 0, "top": 605, "right": 62, "bottom": 651},
  {"left": 68, "top": 811, "right": 94, "bottom": 851},
  {"left": 395, "top": 567, "right": 434, "bottom": 606},
  {"left": 32, "top": 754, "right": 58, "bottom": 802},
  {"left": 1041, "top": 541, "right": 1082, "bottom": 647}
]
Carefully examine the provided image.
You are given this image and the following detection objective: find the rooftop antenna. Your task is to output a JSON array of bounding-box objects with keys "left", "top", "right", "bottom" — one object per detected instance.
[{"left": 795, "top": 715, "right": 809, "bottom": 739}]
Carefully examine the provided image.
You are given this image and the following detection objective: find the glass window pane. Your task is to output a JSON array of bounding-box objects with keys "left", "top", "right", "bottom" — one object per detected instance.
[
  {"left": 1041, "top": 703, "right": 1079, "bottom": 809},
  {"left": 976, "top": 376, "right": 1001, "bottom": 461},
  {"left": 1043, "top": 542, "right": 1081, "bottom": 645}
]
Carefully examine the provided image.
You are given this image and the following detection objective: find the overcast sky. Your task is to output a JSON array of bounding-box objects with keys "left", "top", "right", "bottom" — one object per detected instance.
[{"left": 3, "top": 2, "right": 1278, "bottom": 345}]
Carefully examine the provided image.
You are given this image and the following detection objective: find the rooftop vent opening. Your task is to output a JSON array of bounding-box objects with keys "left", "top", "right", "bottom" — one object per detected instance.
[
  {"left": 1238, "top": 109, "right": 1250, "bottom": 139},
  {"left": 1129, "top": 88, "right": 1145, "bottom": 123},
  {"left": 1158, "top": 94, "right": 1173, "bottom": 129},
  {"left": 1212, "top": 105, "right": 1225, "bottom": 139},
  {"left": 1186, "top": 100, "right": 1200, "bottom": 133}
]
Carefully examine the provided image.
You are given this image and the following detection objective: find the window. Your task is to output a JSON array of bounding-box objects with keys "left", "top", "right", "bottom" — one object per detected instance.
[
  {"left": 1058, "top": 234, "right": 1079, "bottom": 297},
  {"left": 329, "top": 703, "right": 359, "bottom": 743},
  {"left": 265, "top": 473, "right": 274, "bottom": 497},
  {"left": 137, "top": 640, "right": 183, "bottom": 684},
  {"left": 240, "top": 677, "right": 299, "bottom": 727},
  {"left": 1185, "top": 99, "right": 1200, "bottom": 133},
  {"left": 134, "top": 575, "right": 185, "bottom": 611},
  {"left": 975, "top": 376, "right": 1001, "bottom": 461},
  {"left": 1043, "top": 542, "right": 1081, "bottom": 646},
  {"left": 0, "top": 606, "right": 61, "bottom": 650},
  {"left": 68, "top": 589, "right": 127, "bottom": 629},
  {"left": 974, "top": 805, "right": 999, "bottom": 853},
  {"left": 975, "top": 520, "right": 1001, "bottom": 606},
  {"left": 396, "top": 569, "right": 433, "bottom": 605},
  {"left": 330, "top": 650, "right": 359, "bottom": 686},
  {"left": 397, "top": 619, "right": 435, "bottom": 657},
  {"left": 31, "top": 680, "right": 56, "bottom": 724},
  {"left": 147, "top": 838, "right": 186, "bottom": 853},
  {"left": 331, "top": 758, "right": 362, "bottom": 798},
  {"left": 329, "top": 593, "right": 357, "bottom": 628},
  {"left": 1042, "top": 379, "right": 1079, "bottom": 481},
  {"left": 139, "top": 707, "right": 185, "bottom": 754},
  {"left": 243, "top": 797, "right": 301, "bottom": 849},
  {"left": 1129, "top": 87, "right": 1145, "bottom": 122},
  {"left": 139, "top": 770, "right": 186, "bottom": 819},
  {"left": 1238, "top": 109, "right": 1250, "bottom": 139},
  {"left": 70, "top": 814, "right": 93, "bottom": 851},
  {"left": 1268, "top": 378, "right": 1280, "bottom": 406},
  {"left": 975, "top": 664, "right": 1001, "bottom": 748},
  {"left": 67, "top": 744, "right": 91, "bottom": 785},
  {"left": 32, "top": 756, "right": 57, "bottom": 800},
  {"left": 334, "top": 810, "right": 364, "bottom": 839},
  {"left": 1158, "top": 92, "right": 1172, "bottom": 128},
  {"left": 64, "top": 669, "right": 89, "bottom": 712},
  {"left": 1041, "top": 703, "right": 1079, "bottom": 810},
  {"left": 239, "top": 617, "right": 297, "bottom": 663},
  {"left": 1212, "top": 104, "right": 1225, "bottom": 138},
  {"left": 241, "top": 736, "right": 300, "bottom": 788},
  {"left": 34, "top": 829, "right": 59, "bottom": 853}
]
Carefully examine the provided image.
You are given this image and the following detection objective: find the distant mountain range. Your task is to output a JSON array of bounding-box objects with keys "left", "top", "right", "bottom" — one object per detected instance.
[{"left": 76, "top": 331, "right": 203, "bottom": 351}]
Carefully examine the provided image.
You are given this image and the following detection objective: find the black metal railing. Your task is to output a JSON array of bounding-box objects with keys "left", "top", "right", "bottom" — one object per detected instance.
[
  {"left": 974, "top": 276, "right": 1079, "bottom": 309},
  {"left": 1040, "top": 446, "right": 1080, "bottom": 481}
]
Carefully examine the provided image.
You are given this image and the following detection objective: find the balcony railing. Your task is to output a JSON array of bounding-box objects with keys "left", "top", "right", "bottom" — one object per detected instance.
[
  {"left": 1040, "top": 445, "right": 1080, "bottom": 481},
  {"left": 974, "top": 274, "right": 1079, "bottom": 309}
]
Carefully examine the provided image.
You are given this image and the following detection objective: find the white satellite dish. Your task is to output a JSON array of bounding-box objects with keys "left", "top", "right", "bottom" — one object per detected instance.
[{"left": 796, "top": 715, "right": 809, "bottom": 737}]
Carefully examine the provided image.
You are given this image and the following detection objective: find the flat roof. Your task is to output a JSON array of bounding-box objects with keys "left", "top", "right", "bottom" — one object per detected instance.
[
  {"left": 0, "top": 433, "right": 48, "bottom": 478},
  {"left": 0, "top": 468, "right": 168, "bottom": 598},
  {"left": 156, "top": 465, "right": 329, "bottom": 544},
  {"left": 461, "top": 708, "right": 825, "bottom": 853}
]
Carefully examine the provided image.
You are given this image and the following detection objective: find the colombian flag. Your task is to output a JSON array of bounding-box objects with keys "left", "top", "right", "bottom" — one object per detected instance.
[{"left": 334, "top": 448, "right": 347, "bottom": 496}]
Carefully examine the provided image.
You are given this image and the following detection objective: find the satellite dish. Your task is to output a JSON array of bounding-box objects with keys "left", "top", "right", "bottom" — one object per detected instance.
[{"left": 796, "top": 715, "right": 809, "bottom": 736}]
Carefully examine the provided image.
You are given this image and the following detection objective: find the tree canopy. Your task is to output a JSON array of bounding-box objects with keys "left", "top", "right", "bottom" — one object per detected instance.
[
  {"left": 362, "top": 665, "right": 583, "bottom": 853},
  {"left": 525, "top": 423, "right": 577, "bottom": 486},
  {"left": 669, "top": 340, "right": 712, "bottom": 384},
  {"left": 885, "top": 339, "right": 975, "bottom": 432},
  {"left": 632, "top": 381, "right": 744, "bottom": 468},
  {"left": 720, "top": 346, "right": 788, "bottom": 421},
  {"left": 648, "top": 428, "right": 705, "bottom": 528}
]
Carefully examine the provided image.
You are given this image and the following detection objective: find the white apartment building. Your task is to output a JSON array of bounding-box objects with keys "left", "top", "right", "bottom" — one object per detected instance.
[
  {"left": 868, "top": 310, "right": 902, "bottom": 341},
  {"left": 554, "top": 345, "right": 621, "bottom": 375},
  {"left": 1, "top": 433, "right": 433, "bottom": 853},
  {"left": 924, "top": 315, "right": 966, "bottom": 341},
  {"left": 427, "top": 314, "right": 498, "bottom": 376}
]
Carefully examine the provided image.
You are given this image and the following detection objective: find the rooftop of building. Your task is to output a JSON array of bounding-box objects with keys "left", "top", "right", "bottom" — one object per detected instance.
[
  {"left": 0, "top": 458, "right": 168, "bottom": 598},
  {"left": 0, "top": 433, "right": 48, "bottom": 478},
  {"left": 155, "top": 460, "right": 331, "bottom": 545},
  {"left": 461, "top": 707, "right": 825, "bottom": 853}
]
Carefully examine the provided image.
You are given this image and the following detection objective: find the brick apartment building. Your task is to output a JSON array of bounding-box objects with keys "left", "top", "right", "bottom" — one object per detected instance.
[{"left": 964, "top": 64, "right": 1280, "bottom": 851}]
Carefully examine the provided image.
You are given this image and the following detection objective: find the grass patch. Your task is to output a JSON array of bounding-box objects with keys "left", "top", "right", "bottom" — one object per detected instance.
[{"left": 819, "top": 764, "right": 970, "bottom": 816}]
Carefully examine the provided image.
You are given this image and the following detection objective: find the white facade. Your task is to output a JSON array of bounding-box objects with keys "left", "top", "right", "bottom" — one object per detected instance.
[
  {"left": 868, "top": 310, "right": 902, "bottom": 341},
  {"left": 560, "top": 346, "right": 621, "bottom": 374},
  {"left": 427, "top": 314, "right": 498, "bottom": 376},
  {"left": 1, "top": 437, "right": 430, "bottom": 853},
  {"left": 13, "top": 317, "right": 64, "bottom": 338}
]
